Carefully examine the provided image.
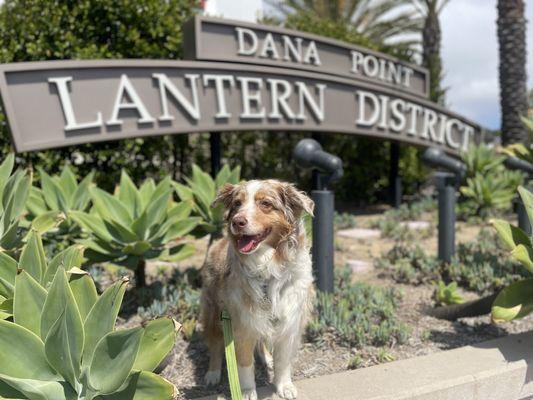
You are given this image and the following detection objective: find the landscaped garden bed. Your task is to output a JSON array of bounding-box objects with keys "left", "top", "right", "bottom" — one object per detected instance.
[{"left": 89, "top": 203, "right": 533, "bottom": 399}]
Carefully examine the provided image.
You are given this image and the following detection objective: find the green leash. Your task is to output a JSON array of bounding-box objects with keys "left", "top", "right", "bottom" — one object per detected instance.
[{"left": 221, "top": 309, "right": 242, "bottom": 400}]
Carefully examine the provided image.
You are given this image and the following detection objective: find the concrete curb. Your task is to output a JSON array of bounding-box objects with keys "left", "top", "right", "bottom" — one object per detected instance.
[{"left": 195, "top": 331, "right": 533, "bottom": 400}]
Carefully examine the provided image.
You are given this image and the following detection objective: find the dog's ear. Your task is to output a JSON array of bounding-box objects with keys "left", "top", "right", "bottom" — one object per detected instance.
[
  {"left": 211, "top": 183, "right": 236, "bottom": 209},
  {"left": 280, "top": 183, "right": 314, "bottom": 219}
]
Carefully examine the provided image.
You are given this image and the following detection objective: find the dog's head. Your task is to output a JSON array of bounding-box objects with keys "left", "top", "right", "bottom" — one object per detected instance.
[{"left": 212, "top": 179, "right": 314, "bottom": 256}]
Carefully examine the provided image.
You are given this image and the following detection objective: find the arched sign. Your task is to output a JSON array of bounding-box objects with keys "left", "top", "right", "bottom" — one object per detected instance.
[{"left": 0, "top": 17, "right": 481, "bottom": 155}]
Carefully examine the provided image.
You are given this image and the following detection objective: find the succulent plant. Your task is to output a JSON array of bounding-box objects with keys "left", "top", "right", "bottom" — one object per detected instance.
[
  {"left": 71, "top": 170, "right": 200, "bottom": 287},
  {"left": 0, "top": 153, "right": 31, "bottom": 252},
  {"left": 174, "top": 164, "right": 240, "bottom": 239},
  {"left": 433, "top": 281, "right": 464, "bottom": 306},
  {"left": 491, "top": 186, "right": 533, "bottom": 322},
  {"left": 26, "top": 165, "right": 94, "bottom": 248},
  {"left": 0, "top": 230, "right": 84, "bottom": 320},
  {"left": 0, "top": 265, "right": 179, "bottom": 400}
]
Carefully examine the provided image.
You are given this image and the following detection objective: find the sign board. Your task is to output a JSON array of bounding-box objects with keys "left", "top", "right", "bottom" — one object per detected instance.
[
  {"left": 0, "top": 60, "right": 479, "bottom": 154},
  {"left": 183, "top": 16, "right": 429, "bottom": 98}
]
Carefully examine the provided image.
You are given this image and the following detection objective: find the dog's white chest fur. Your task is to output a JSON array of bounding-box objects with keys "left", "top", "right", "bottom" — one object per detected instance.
[{"left": 225, "top": 244, "right": 313, "bottom": 341}]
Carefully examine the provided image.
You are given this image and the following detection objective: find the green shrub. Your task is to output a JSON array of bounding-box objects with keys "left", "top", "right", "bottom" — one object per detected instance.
[
  {"left": 307, "top": 267, "right": 410, "bottom": 347},
  {"left": 0, "top": 0, "right": 200, "bottom": 191},
  {"left": 71, "top": 170, "right": 200, "bottom": 287},
  {"left": 174, "top": 164, "right": 240, "bottom": 239},
  {"left": 491, "top": 186, "right": 533, "bottom": 322},
  {"left": 0, "top": 266, "right": 178, "bottom": 399}
]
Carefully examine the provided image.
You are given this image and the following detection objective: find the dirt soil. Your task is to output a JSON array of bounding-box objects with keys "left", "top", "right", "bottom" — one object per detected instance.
[{"left": 123, "top": 211, "right": 533, "bottom": 399}]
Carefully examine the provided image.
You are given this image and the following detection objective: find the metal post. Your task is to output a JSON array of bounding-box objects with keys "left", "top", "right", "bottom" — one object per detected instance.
[
  {"left": 209, "top": 132, "right": 221, "bottom": 177},
  {"left": 312, "top": 189, "right": 334, "bottom": 293},
  {"left": 436, "top": 172, "right": 456, "bottom": 263},
  {"left": 389, "top": 142, "right": 402, "bottom": 208}
]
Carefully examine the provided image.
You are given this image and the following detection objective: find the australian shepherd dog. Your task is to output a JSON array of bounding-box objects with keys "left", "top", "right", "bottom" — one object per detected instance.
[{"left": 200, "top": 179, "right": 315, "bottom": 400}]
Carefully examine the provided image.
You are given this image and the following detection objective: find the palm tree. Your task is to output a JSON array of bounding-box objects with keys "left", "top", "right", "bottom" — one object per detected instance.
[
  {"left": 274, "top": 0, "right": 420, "bottom": 50},
  {"left": 411, "top": 0, "right": 450, "bottom": 104},
  {"left": 497, "top": 0, "right": 528, "bottom": 145}
]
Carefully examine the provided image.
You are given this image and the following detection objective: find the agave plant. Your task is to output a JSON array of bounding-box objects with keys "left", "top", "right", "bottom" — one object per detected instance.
[
  {"left": 462, "top": 144, "right": 505, "bottom": 178},
  {"left": 460, "top": 170, "right": 524, "bottom": 218},
  {"left": 71, "top": 170, "right": 200, "bottom": 287},
  {"left": 26, "top": 166, "right": 94, "bottom": 247},
  {"left": 174, "top": 164, "right": 240, "bottom": 239},
  {"left": 0, "top": 264, "right": 179, "bottom": 399},
  {"left": 492, "top": 187, "right": 533, "bottom": 322},
  {"left": 491, "top": 186, "right": 533, "bottom": 322},
  {"left": 0, "top": 230, "right": 84, "bottom": 319},
  {"left": 0, "top": 154, "right": 65, "bottom": 254}
]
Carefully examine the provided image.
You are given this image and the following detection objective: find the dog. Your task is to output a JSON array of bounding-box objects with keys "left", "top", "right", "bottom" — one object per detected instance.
[{"left": 200, "top": 179, "right": 315, "bottom": 400}]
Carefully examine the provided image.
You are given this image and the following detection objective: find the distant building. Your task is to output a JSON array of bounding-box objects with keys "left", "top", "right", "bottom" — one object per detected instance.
[{"left": 201, "top": 0, "right": 280, "bottom": 22}]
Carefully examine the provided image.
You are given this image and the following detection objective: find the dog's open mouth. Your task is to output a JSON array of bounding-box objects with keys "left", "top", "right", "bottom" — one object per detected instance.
[{"left": 236, "top": 229, "right": 271, "bottom": 254}]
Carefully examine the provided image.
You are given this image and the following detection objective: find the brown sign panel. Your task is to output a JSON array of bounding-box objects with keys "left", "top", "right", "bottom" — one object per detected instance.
[
  {"left": 183, "top": 16, "right": 429, "bottom": 98},
  {"left": 0, "top": 60, "right": 478, "bottom": 154}
]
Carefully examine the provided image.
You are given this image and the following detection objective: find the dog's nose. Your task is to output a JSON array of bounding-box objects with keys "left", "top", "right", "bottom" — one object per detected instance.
[{"left": 232, "top": 215, "right": 248, "bottom": 228}]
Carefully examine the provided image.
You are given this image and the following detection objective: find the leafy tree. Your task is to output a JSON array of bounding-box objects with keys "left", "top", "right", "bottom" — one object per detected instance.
[
  {"left": 0, "top": 0, "right": 200, "bottom": 189},
  {"left": 497, "top": 0, "right": 528, "bottom": 144},
  {"left": 272, "top": 0, "right": 420, "bottom": 54}
]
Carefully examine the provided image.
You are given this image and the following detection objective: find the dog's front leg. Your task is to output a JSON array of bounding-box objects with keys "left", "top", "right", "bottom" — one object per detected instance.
[
  {"left": 273, "top": 335, "right": 299, "bottom": 399},
  {"left": 235, "top": 335, "right": 258, "bottom": 400}
]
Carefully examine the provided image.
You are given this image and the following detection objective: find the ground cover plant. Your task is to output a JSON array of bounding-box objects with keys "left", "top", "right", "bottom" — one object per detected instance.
[
  {"left": 371, "top": 196, "right": 435, "bottom": 241},
  {"left": 375, "top": 228, "right": 528, "bottom": 297},
  {"left": 307, "top": 267, "right": 410, "bottom": 347}
]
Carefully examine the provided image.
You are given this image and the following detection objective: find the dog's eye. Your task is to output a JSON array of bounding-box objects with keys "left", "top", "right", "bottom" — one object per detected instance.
[
  {"left": 233, "top": 200, "right": 242, "bottom": 208},
  {"left": 260, "top": 200, "right": 272, "bottom": 208}
]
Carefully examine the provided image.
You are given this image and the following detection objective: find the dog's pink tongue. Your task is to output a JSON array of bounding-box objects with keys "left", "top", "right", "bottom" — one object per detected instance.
[{"left": 238, "top": 236, "right": 256, "bottom": 253}]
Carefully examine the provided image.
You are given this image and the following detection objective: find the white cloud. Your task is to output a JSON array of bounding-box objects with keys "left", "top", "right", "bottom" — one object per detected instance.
[{"left": 441, "top": 0, "right": 533, "bottom": 130}]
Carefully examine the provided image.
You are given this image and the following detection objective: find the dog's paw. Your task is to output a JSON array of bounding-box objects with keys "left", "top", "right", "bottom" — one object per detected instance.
[
  {"left": 276, "top": 382, "right": 298, "bottom": 399},
  {"left": 242, "top": 389, "right": 258, "bottom": 400},
  {"left": 204, "top": 370, "right": 221, "bottom": 386}
]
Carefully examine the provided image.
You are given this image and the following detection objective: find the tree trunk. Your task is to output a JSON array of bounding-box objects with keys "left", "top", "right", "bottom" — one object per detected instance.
[
  {"left": 135, "top": 258, "right": 146, "bottom": 288},
  {"left": 422, "top": 1, "right": 444, "bottom": 104},
  {"left": 430, "top": 292, "right": 499, "bottom": 321},
  {"left": 498, "top": 0, "right": 528, "bottom": 145}
]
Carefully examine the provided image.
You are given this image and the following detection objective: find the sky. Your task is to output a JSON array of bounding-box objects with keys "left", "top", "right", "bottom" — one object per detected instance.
[
  {"left": 440, "top": 0, "right": 533, "bottom": 130},
  {"left": 205, "top": 0, "right": 533, "bottom": 131}
]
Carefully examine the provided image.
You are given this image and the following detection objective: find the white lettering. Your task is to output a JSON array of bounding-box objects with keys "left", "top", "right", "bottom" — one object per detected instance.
[
  {"left": 152, "top": 73, "right": 200, "bottom": 121},
  {"left": 107, "top": 74, "right": 155, "bottom": 126},
  {"left": 49, "top": 77, "right": 103, "bottom": 131}
]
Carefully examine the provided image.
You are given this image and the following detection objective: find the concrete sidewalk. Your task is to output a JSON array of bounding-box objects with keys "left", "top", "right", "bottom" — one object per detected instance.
[{"left": 196, "top": 331, "right": 533, "bottom": 400}]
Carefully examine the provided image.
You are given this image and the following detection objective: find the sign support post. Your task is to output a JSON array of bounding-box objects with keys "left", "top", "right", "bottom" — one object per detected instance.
[
  {"left": 209, "top": 132, "right": 221, "bottom": 177},
  {"left": 389, "top": 142, "right": 402, "bottom": 208}
]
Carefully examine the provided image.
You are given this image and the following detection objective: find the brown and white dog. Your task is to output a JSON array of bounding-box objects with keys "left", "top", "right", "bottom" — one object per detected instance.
[{"left": 201, "top": 179, "right": 314, "bottom": 400}]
